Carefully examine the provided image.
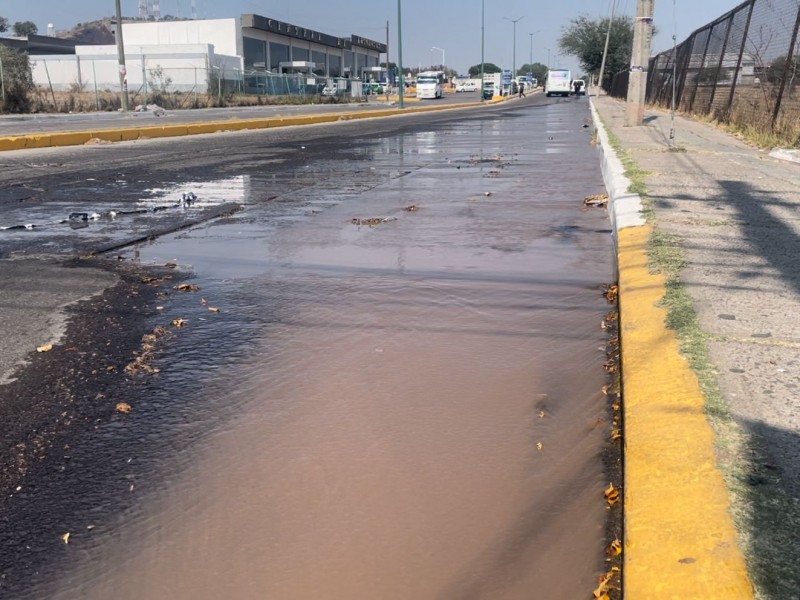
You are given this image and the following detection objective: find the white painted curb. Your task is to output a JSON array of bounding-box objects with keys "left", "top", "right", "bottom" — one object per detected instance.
[{"left": 589, "top": 96, "right": 646, "bottom": 236}]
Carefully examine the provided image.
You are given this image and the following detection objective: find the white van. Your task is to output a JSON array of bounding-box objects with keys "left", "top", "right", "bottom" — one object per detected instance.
[{"left": 545, "top": 69, "right": 571, "bottom": 97}]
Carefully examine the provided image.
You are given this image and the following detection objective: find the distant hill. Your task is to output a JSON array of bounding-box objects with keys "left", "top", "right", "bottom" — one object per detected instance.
[{"left": 57, "top": 18, "right": 114, "bottom": 45}]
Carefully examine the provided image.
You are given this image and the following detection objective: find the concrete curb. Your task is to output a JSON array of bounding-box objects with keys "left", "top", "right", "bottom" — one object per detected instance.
[
  {"left": 588, "top": 98, "right": 645, "bottom": 235},
  {"left": 589, "top": 96, "right": 755, "bottom": 599},
  {"left": 0, "top": 97, "right": 509, "bottom": 153}
]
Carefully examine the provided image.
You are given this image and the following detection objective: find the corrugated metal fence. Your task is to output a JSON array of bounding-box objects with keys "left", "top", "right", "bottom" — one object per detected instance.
[{"left": 612, "top": 0, "right": 800, "bottom": 138}]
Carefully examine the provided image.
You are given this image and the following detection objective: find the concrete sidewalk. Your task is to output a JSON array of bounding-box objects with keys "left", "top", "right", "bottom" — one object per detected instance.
[{"left": 593, "top": 95, "right": 800, "bottom": 598}]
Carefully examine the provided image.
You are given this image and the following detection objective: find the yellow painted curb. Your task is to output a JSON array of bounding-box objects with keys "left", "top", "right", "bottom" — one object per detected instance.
[
  {"left": 618, "top": 225, "right": 754, "bottom": 599},
  {"left": 0, "top": 100, "right": 490, "bottom": 152}
]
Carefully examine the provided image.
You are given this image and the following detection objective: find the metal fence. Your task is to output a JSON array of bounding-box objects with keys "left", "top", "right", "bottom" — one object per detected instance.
[
  {"left": 645, "top": 0, "right": 800, "bottom": 138},
  {"left": 1, "top": 52, "right": 370, "bottom": 113}
]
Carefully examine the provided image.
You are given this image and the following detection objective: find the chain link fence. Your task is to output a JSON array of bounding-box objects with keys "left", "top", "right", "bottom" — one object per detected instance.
[
  {"left": 1, "top": 51, "right": 370, "bottom": 113},
  {"left": 641, "top": 0, "right": 800, "bottom": 142}
]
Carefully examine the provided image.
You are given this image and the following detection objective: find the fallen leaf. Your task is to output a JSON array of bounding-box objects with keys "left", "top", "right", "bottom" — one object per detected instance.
[
  {"left": 61, "top": 532, "right": 70, "bottom": 544},
  {"left": 536, "top": 442, "right": 543, "bottom": 451},
  {"left": 116, "top": 402, "right": 133, "bottom": 414},
  {"left": 175, "top": 283, "right": 201, "bottom": 292},
  {"left": 611, "top": 428, "right": 622, "bottom": 441},
  {"left": 37, "top": 343, "right": 53, "bottom": 353},
  {"left": 172, "top": 318, "right": 187, "bottom": 328},
  {"left": 538, "top": 410, "right": 545, "bottom": 419},
  {"left": 200, "top": 297, "right": 208, "bottom": 305},
  {"left": 483, "top": 191, "right": 492, "bottom": 197},
  {"left": 604, "top": 482, "right": 620, "bottom": 506},
  {"left": 208, "top": 307, "right": 220, "bottom": 313},
  {"left": 608, "top": 538, "right": 622, "bottom": 556}
]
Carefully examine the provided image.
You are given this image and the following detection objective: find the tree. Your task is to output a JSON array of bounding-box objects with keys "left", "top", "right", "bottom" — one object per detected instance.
[
  {"left": 517, "top": 62, "right": 548, "bottom": 81},
  {"left": 13, "top": 20, "right": 38, "bottom": 37},
  {"left": 0, "top": 46, "right": 34, "bottom": 113},
  {"left": 558, "top": 15, "right": 636, "bottom": 87},
  {"left": 0, "top": 16, "right": 9, "bottom": 33},
  {"left": 468, "top": 63, "right": 501, "bottom": 78}
]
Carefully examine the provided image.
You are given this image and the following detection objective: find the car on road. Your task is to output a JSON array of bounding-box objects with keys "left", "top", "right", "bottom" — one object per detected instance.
[
  {"left": 456, "top": 81, "right": 478, "bottom": 92},
  {"left": 482, "top": 85, "right": 495, "bottom": 100}
]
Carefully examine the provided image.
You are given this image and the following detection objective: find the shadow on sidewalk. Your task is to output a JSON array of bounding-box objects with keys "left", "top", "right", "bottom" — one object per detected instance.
[{"left": 731, "top": 418, "right": 800, "bottom": 599}]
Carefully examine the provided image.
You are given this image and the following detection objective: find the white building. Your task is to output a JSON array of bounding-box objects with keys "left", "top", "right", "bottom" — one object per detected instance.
[{"left": 28, "top": 15, "right": 386, "bottom": 96}]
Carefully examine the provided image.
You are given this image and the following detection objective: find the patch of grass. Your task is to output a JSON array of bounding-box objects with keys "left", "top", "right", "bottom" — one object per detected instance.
[
  {"left": 602, "top": 121, "right": 655, "bottom": 221},
  {"left": 666, "top": 144, "right": 687, "bottom": 152}
]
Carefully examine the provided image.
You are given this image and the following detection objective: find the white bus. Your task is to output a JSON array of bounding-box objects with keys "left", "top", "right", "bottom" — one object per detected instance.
[
  {"left": 545, "top": 69, "right": 571, "bottom": 97},
  {"left": 416, "top": 71, "right": 446, "bottom": 99}
]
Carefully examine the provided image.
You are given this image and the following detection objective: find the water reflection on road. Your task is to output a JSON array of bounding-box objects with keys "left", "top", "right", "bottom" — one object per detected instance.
[{"left": 50, "top": 99, "right": 614, "bottom": 599}]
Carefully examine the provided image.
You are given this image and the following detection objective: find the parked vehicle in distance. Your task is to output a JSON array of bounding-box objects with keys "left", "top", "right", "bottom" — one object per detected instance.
[
  {"left": 456, "top": 81, "right": 478, "bottom": 92},
  {"left": 571, "top": 79, "right": 586, "bottom": 95},
  {"left": 322, "top": 84, "right": 339, "bottom": 96},
  {"left": 363, "top": 82, "right": 383, "bottom": 95},
  {"left": 416, "top": 71, "right": 446, "bottom": 99},
  {"left": 482, "top": 84, "right": 495, "bottom": 100},
  {"left": 545, "top": 69, "right": 572, "bottom": 97}
]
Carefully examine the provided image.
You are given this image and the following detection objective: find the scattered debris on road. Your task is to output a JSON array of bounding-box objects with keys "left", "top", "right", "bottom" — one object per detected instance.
[{"left": 584, "top": 193, "right": 609, "bottom": 207}]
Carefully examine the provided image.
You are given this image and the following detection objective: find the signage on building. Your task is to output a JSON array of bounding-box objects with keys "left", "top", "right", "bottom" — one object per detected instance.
[{"left": 350, "top": 35, "right": 387, "bottom": 53}]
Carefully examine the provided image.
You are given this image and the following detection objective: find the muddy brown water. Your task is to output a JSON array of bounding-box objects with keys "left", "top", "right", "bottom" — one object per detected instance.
[{"left": 15, "top": 99, "right": 615, "bottom": 599}]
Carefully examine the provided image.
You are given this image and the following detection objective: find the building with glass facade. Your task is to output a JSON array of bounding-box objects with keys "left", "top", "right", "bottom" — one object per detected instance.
[{"left": 241, "top": 14, "right": 386, "bottom": 79}]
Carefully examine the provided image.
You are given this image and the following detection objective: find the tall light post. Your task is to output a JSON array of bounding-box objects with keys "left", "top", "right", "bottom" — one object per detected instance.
[
  {"left": 114, "top": 0, "right": 129, "bottom": 111},
  {"left": 527, "top": 30, "right": 540, "bottom": 74},
  {"left": 480, "top": 0, "right": 485, "bottom": 101},
  {"left": 504, "top": 16, "right": 524, "bottom": 76},
  {"left": 431, "top": 46, "right": 445, "bottom": 69},
  {"left": 547, "top": 48, "right": 551, "bottom": 68},
  {"left": 397, "top": 0, "right": 404, "bottom": 108}
]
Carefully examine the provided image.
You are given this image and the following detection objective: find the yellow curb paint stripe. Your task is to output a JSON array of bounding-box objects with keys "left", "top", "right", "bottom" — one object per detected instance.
[
  {"left": 0, "top": 100, "right": 492, "bottom": 152},
  {"left": 618, "top": 225, "right": 753, "bottom": 599}
]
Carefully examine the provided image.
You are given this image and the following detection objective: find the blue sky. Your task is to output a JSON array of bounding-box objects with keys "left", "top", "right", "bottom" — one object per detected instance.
[{"left": 3, "top": 0, "right": 743, "bottom": 74}]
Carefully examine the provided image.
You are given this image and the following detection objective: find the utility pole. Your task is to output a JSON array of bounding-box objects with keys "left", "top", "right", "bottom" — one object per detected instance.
[
  {"left": 115, "top": 0, "right": 129, "bottom": 111},
  {"left": 529, "top": 33, "right": 534, "bottom": 69},
  {"left": 397, "top": 0, "right": 404, "bottom": 108},
  {"left": 625, "top": 0, "right": 655, "bottom": 126},
  {"left": 598, "top": 0, "right": 618, "bottom": 91},
  {"left": 480, "top": 0, "right": 485, "bottom": 101}
]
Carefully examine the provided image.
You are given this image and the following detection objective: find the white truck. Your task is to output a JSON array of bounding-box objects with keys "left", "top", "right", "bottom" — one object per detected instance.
[{"left": 544, "top": 69, "right": 572, "bottom": 97}]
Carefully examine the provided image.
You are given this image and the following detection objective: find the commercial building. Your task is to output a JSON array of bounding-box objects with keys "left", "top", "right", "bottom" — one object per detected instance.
[{"left": 24, "top": 14, "right": 386, "bottom": 96}]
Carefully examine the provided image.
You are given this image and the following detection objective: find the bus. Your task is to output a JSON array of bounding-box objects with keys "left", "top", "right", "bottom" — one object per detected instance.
[
  {"left": 416, "top": 71, "right": 446, "bottom": 99},
  {"left": 545, "top": 69, "right": 571, "bottom": 97}
]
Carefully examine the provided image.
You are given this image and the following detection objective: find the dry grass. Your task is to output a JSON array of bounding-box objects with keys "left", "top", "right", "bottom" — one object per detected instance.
[{"left": 25, "top": 87, "right": 364, "bottom": 114}]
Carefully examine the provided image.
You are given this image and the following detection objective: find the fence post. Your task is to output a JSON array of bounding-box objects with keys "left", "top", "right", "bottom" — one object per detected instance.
[
  {"left": 43, "top": 60, "right": 58, "bottom": 111},
  {"left": 675, "top": 38, "right": 693, "bottom": 108},
  {"left": 0, "top": 55, "right": 5, "bottom": 108},
  {"left": 688, "top": 28, "right": 713, "bottom": 112},
  {"left": 708, "top": 17, "right": 734, "bottom": 113},
  {"left": 771, "top": 4, "right": 800, "bottom": 130},
  {"left": 92, "top": 60, "right": 99, "bottom": 110},
  {"left": 726, "top": 2, "right": 755, "bottom": 120}
]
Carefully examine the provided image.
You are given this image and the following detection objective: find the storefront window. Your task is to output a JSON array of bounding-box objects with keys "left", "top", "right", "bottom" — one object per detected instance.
[
  {"left": 312, "top": 51, "right": 326, "bottom": 75},
  {"left": 329, "top": 54, "right": 341, "bottom": 77},
  {"left": 269, "top": 42, "right": 290, "bottom": 72},
  {"left": 243, "top": 36, "right": 266, "bottom": 69},
  {"left": 292, "top": 46, "right": 309, "bottom": 62}
]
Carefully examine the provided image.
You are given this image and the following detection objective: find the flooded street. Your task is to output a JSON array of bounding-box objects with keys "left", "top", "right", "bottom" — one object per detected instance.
[{"left": 2, "top": 98, "right": 615, "bottom": 599}]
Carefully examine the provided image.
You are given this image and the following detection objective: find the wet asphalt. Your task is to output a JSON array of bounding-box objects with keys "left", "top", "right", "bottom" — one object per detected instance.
[{"left": 0, "top": 94, "right": 620, "bottom": 599}]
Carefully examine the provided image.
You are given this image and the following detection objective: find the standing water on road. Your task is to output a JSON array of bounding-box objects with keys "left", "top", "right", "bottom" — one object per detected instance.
[{"left": 38, "top": 100, "right": 615, "bottom": 599}]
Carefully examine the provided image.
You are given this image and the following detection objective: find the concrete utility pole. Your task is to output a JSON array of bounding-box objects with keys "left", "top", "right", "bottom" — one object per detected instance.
[
  {"left": 480, "top": 0, "right": 485, "bottom": 101},
  {"left": 115, "top": 0, "right": 129, "bottom": 112},
  {"left": 625, "top": 0, "right": 655, "bottom": 126}
]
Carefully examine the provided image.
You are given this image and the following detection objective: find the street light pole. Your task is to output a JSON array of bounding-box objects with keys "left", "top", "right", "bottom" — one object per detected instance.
[
  {"left": 431, "top": 46, "right": 445, "bottom": 69},
  {"left": 480, "top": 0, "right": 485, "bottom": 101},
  {"left": 504, "top": 16, "right": 524, "bottom": 76},
  {"left": 114, "top": 0, "right": 129, "bottom": 111},
  {"left": 397, "top": 0, "right": 404, "bottom": 108}
]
